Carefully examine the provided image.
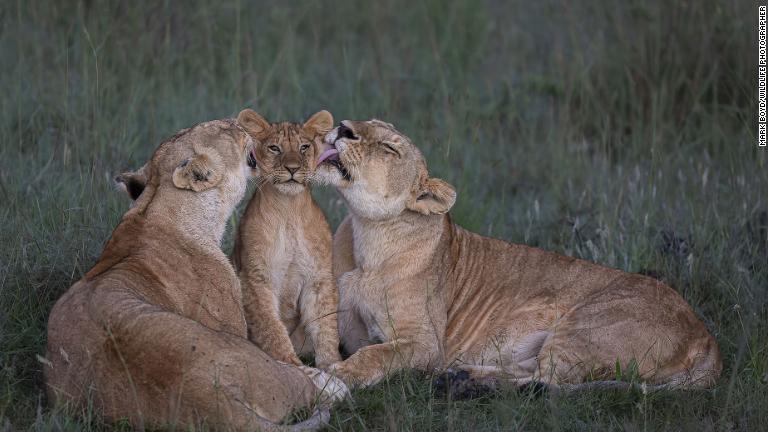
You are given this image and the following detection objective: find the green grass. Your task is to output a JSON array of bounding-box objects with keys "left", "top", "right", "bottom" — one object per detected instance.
[{"left": 1, "top": 0, "right": 765, "bottom": 430}]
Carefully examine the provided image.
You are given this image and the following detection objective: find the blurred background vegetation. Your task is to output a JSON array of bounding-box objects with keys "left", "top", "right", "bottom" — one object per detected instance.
[{"left": 0, "top": 0, "right": 764, "bottom": 430}]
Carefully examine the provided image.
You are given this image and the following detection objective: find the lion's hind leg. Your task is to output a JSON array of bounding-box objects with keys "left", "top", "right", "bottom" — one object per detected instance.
[
  {"left": 95, "top": 292, "right": 334, "bottom": 429},
  {"left": 533, "top": 286, "right": 721, "bottom": 390}
]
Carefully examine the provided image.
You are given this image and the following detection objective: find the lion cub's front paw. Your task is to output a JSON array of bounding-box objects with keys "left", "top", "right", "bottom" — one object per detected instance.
[{"left": 299, "top": 365, "right": 350, "bottom": 405}]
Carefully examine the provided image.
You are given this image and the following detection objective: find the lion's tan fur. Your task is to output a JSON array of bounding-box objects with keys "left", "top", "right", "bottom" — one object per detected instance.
[
  {"left": 45, "top": 120, "right": 345, "bottom": 430},
  {"left": 232, "top": 109, "right": 342, "bottom": 369},
  {"left": 317, "top": 119, "right": 722, "bottom": 389}
]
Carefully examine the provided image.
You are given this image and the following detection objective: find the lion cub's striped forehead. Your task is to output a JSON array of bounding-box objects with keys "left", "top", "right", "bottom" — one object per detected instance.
[{"left": 259, "top": 122, "right": 315, "bottom": 148}]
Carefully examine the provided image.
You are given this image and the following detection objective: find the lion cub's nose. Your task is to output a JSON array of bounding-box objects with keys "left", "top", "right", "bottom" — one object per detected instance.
[
  {"left": 284, "top": 153, "right": 301, "bottom": 176},
  {"left": 285, "top": 161, "right": 300, "bottom": 176}
]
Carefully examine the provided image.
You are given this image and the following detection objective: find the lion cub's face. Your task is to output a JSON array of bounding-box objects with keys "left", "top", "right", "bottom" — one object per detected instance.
[
  {"left": 237, "top": 110, "right": 334, "bottom": 195},
  {"left": 315, "top": 119, "right": 456, "bottom": 220}
]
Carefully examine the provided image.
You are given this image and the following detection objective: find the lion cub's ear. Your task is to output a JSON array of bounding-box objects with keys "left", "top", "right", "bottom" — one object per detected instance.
[
  {"left": 115, "top": 165, "right": 148, "bottom": 201},
  {"left": 172, "top": 152, "right": 223, "bottom": 192},
  {"left": 303, "top": 110, "right": 334, "bottom": 135},
  {"left": 407, "top": 177, "right": 457, "bottom": 215},
  {"left": 237, "top": 109, "right": 270, "bottom": 138}
]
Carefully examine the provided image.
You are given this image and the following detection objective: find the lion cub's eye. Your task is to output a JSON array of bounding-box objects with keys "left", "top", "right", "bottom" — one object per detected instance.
[
  {"left": 268, "top": 145, "right": 281, "bottom": 154},
  {"left": 300, "top": 144, "right": 311, "bottom": 154}
]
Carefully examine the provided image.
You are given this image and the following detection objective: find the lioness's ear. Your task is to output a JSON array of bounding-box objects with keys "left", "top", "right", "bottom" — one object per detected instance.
[
  {"left": 115, "top": 165, "right": 148, "bottom": 201},
  {"left": 303, "top": 110, "right": 334, "bottom": 134},
  {"left": 172, "top": 152, "right": 223, "bottom": 192},
  {"left": 407, "top": 178, "right": 456, "bottom": 215},
  {"left": 237, "top": 109, "right": 270, "bottom": 138}
]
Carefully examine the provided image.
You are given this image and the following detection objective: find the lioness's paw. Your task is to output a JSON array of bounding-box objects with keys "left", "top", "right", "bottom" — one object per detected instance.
[
  {"left": 299, "top": 365, "right": 350, "bottom": 404},
  {"left": 327, "top": 361, "right": 367, "bottom": 389}
]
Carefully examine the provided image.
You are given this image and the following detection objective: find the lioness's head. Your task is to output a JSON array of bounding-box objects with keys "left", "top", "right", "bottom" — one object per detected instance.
[
  {"left": 115, "top": 119, "right": 258, "bottom": 226},
  {"left": 236, "top": 109, "right": 334, "bottom": 195},
  {"left": 315, "top": 119, "right": 456, "bottom": 220}
]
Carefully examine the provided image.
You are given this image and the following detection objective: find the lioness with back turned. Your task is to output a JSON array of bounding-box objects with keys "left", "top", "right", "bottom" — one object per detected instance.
[
  {"left": 45, "top": 119, "right": 346, "bottom": 431},
  {"left": 315, "top": 119, "right": 722, "bottom": 390}
]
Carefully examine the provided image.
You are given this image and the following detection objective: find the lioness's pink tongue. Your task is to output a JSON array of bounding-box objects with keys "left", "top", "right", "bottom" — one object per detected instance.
[{"left": 317, "top": 148, "right": 339, "bottom": 164}]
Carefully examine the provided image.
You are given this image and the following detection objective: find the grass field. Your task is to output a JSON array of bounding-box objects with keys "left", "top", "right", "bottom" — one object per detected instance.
[{"left": 1, "top": 0, "right": 765, "bottom": 430}]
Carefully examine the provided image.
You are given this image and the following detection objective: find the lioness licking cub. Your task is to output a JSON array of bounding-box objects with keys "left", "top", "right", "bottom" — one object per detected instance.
[
  {"left": 316, "top": 119, "right": 722, "bottom": 390},
  {"left": 45, "top": 119, "right": 346, "bottom": 431}
]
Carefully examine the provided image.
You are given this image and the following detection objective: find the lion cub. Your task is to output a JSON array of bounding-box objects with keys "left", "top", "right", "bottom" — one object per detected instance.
[{"left": 233, "top": 109, "right": 342, "bottom": 369}]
